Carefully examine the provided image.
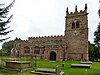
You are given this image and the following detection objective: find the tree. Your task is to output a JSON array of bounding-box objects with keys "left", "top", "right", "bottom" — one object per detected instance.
[
  {"left": 94, "top": 1, "right": 100, "bottom": 46},
  {"left": 88, "top": 41, "right": 94, "bottom": 60},
  {"left": 1, "top": 40, "right": 14, "bottom": 55},
  {"left": 0, "top": 0, "right": 15, "bottom": 42},
  {"left": 1, "top": 37, "right": 22, "bottom": 56},
  {"left": 94, "top": 23, "right": 100, "bottom": 46},
  {"left": 88, "top": 41, "right": 100, "bottom": 60},
  {"left": 90, "top": 1, "right": 100, "bottom": 61}
]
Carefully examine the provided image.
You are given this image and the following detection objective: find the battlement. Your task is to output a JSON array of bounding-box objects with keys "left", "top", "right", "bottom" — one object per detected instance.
[
  {"left": 28, "top": 35, "right": 64, "bottom": 40},
  {"left": 66, "top": 4, "right": 87, "bottom": 17},
  {"left": 69, "top": 10, "right": 85, "bottom": 14},
  {"left": 23, "top": 40, "right": 28, "bottom": 42},
  {"left": 28, "top": 35, "right": 64, "bottom": 43}
]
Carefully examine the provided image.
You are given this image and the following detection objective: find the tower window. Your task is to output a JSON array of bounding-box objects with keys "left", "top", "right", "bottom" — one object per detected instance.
[
  {"left": 71, "top": 21, "right": 80, "bottom": 29},
  {"left": 72, "top": 22, "right": 75, "bottom": 29},
  {"left": 76, "top": 21, "right": 80, "bottom": 28}
]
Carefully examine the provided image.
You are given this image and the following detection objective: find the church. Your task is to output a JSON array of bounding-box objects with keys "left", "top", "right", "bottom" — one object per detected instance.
[{"left": 13, "top": 4, "right": 89, "bottom": 61}]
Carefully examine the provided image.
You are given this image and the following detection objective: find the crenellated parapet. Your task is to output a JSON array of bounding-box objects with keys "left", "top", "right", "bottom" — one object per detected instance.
[
  {"left": 28, "top": 35, "right": 65, "bottom": 44},
  {"left": 66, "top": 4, "right": 88, "bottom": 18},
  {"left": 28, "top": 35, "right": 64, "bottom": 40},
  {"left": 23, "top": 40, "right": 28, "bottom": 42}
]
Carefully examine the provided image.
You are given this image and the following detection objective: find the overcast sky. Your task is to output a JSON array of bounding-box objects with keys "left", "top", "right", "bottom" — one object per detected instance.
[{"left": 0, "top": 0, "right": 100, "bottom": 47}]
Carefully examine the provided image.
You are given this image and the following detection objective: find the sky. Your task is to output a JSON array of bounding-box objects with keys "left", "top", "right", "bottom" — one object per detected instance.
[{"left": 0, "top": 0, "right": 100, "bottom": 47}]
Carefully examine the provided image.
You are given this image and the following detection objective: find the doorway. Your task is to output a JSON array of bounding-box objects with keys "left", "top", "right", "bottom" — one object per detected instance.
[{"left": 50, "top": 51, "right": 56, "bottom": 61}]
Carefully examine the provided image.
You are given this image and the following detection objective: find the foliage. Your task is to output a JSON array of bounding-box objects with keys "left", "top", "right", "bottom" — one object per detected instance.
[
  {"left": 88, "top": 41, "right": 95, "bottom": 60},
  {"left": 92, "top": 1, "right": 100, "bottom": 60},
  {"left": 94, "top": 23, "right": 100, "bottom": 46},
  {"left": 0, "top": 0, "right": 15, "bottom": 42},
  {"left": 98, "top": 3, "right": 100, "bottom": 18},
  {"left": 0, "top": 50, "right": 8, "bottom": 56},
  {"left": 1, "top": 37, "right": 22, "bottom": 56},
  {"left": 1, "top": 40, "right": 14, "bottom": 55},
  {"left": 88, "top": 41, "right": 100, "bottom": 60}
]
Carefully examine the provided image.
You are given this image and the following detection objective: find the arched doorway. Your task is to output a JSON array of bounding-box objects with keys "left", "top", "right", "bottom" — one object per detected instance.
[{"left": 50, "top": 51, "right": 56, "bottom": 61}]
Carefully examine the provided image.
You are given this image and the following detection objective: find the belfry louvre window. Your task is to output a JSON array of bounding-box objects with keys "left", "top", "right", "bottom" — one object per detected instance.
[
  {"left": 24, "top": 46, "right": 30, "bottom": 54},
  {"left": 72, "top": 21, "right": 80, "bottom": 29},
  {"left": 76, "top": 21, "right": 79, "bottom": 28},
  {"left": 72, "top": 22, "right": 75, "bottom": 29}
]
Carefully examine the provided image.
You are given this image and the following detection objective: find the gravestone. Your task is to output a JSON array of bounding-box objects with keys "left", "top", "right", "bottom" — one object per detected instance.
[
  {"left": 71, "top": 64, "right": 91, "bottom": 68},
  {"left": 80, "top": 61, "right": 92, "bottom": 64},
  {"left": 56, "top": 66, "right": 60, "bottom": 75},
  {"left": 6, "top": 61, "right": 32, "bottom": 72}
]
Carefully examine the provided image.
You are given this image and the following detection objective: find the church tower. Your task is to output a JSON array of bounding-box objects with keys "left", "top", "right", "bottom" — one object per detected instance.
[{"left": 65, "top": 4, "right": 88, "bottom": 60}]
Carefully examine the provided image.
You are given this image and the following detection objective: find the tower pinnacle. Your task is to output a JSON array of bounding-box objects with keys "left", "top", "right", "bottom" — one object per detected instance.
[
  {"left": 75, "top": 5, "right": 77, "bottom": 12},
  {"left": 66, "top": 7, "right": 69, "bottom": 15},
  {"left": 84, "top": 4, "right": 87, "bottom": 12}
]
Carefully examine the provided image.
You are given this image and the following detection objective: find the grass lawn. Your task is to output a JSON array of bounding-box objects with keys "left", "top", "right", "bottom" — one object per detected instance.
[{"left": 0, "top": 60, "right": 100, "bottom": 75}]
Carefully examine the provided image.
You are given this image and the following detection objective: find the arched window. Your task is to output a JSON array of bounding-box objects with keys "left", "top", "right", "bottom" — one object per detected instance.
[
  {"left": 34, "top": 46, "right": 40, "bottom": 54},
  {"left": 72, "top": 22, "right": 75, "bottom": 29},
  {"left": 76, "top": 21, "right": 80, "bottom": 28},
  {"left": 24, "top": 46, "right": 30, "bottom": 54}
]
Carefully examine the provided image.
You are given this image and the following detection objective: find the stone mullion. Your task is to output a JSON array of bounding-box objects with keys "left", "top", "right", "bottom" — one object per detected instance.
[{"left": 30, "top": 46, "right": 32, "bottom": 56}]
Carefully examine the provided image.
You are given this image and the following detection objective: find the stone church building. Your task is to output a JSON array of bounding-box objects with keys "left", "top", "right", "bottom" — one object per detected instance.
[{"left": 12, "top": 4, "right": 89, "bottom": 61}]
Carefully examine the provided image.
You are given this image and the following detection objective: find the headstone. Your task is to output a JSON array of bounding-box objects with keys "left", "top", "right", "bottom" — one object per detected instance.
[
  {"left": 80, "top": 61, "right": 92, "bottom": 64},
  {"left": 62, "top": 63, "right": 64, "bottom": 67},
  {"left": 56, "top": 66, "right": 60, "bottom": 75},
  {"left": 98, "top": 59, "right": 100, "bottom": 61}
]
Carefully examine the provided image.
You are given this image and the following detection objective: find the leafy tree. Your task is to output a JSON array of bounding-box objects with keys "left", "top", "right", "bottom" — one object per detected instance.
[
  {"left": 1, "top": 40, "right": 14, "bottom": 55},
  {"left": 0, "top": 49, "right": 8, "bottom": 56},
  {"left": 88, "top": 41, "right": 100, "bottom": 60},
  {"left": 94, "top": 2, "right": 100, "bottom": 46},
  {"left": 1, "top": 37, "right": 22, "bottom": 56},
  {"left": 91, "top": 1, "right": 100, "bottom": 60},
  {"left": 94, "top": 23, "right": 100, "bottom": 46},
  {"left": 0, "top": 0, "right": 15, "bottom": 42},
  {"left": 88, "top": 41, "right": 95, "bottom": 60}
]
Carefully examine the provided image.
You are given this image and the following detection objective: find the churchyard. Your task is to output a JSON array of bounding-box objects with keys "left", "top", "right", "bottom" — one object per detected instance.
[{"left": 0, "top": 57, "right": 100, "bottom": 75}]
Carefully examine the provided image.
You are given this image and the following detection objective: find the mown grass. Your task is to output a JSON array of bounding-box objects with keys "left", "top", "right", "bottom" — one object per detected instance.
[
  {"left": 0, "top": 60, "right": 100, "bottom": 75},
  {"left": 37, "top": 60, "right": 100, "bottom": 75}
]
